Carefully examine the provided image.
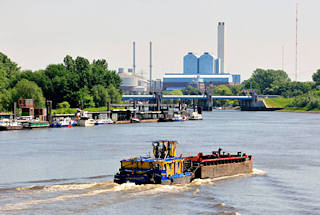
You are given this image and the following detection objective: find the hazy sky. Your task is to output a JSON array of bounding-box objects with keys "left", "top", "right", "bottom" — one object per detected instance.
[{"left": 1, "top": 0, "right": 319, "bottom": 81}]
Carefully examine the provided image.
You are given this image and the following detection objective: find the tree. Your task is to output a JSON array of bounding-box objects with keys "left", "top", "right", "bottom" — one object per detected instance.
[
  {"left": 249, "top": 69, "right": 290, "bottom": 94},
  {"left": 78, "top": 87, "right": 95, "bottom": 108},
  {"left": 75, "top": 56, "right": 91, "bottom": 89},
  {"left": 57, "top": 101, "right": 70, "bottom": 109},
  {"left": 182, "top": 86, "right": 201, "bottom": 95},
  {"left": 312, "top": 69, "right": 320, "bottom": 86},
  {"left": 212, "top": 85, "right": 233, "bottom": 96},
  {"left": 92, "top": 85, "right": 110, "bottom": 107},
  {"left": 0, "top": 89, "right": 12, "bottom": 112},
  {"left": 107, "top": 84, "right": 121, "bottom": 104},
  {"left": 0, "top": 52, "right": 123, "bottom": 110},
  {"left": 0, "top": 52, "right": 20, "bottom": 78},
  {"left": 0, "top": 65, "right": 8, "bottom": 91},
  {"left": 12, "top": 79, "right": 45, "bottom": 108}
]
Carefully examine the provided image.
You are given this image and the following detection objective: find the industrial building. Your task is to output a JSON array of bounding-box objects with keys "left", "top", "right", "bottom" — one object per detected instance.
[
  {"left": 162, "top": 22, "right": 241, "bottom": 91},
  {"left": 118, "top": 68, "right": 148, "bottom": 92}
]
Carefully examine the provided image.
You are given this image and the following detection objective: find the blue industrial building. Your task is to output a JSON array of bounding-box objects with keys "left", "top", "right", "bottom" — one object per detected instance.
[
  {"left": 199, "top": 52, "right": 214, "bottom": 75},
  {"left": 163, "top": 52, "right": 240, "bottom": 91},
  {"left": 183, "top": 53, "right": 198, "bottom": 75}
]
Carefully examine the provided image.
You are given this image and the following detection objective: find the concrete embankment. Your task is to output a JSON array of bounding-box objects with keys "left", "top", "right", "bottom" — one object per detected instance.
[{"left": 240, "top": 98, "right": 282, "bottom": 111}]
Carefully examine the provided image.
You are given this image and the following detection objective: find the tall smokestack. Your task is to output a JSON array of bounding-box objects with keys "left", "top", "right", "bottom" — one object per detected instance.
[
  {"left": 133, "top": 41, "right": 136, "bottom": 74},
  {"left": 149, "top": 41, "right": 152, "bottom": 92},
  {"left": 218, "top": 22, "right": 225, "bottom": 74}
]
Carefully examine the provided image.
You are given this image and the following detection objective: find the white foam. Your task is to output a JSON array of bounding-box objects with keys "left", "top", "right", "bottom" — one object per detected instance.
[
  {"left": 251, "top": 168, "right": 267, "bottom": 175},
  {"left": 191, "top": 178, "right": 216, "bottom": 186}
]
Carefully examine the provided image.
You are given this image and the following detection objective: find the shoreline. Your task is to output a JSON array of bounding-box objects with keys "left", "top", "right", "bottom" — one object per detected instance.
[{"left": 277, "top": 109, "right": 320, "bottom": 114}]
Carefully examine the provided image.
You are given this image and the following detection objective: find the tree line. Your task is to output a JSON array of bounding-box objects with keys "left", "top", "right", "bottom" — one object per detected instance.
[{"left": 0, "top": 52, "right": 122, "bottom": 112}]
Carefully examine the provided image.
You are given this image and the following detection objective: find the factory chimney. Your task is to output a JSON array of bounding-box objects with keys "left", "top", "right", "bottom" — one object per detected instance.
[
  {"left": 218, "top": 22, "right": 225, "bottom": 74},
  {"left": 133, "top": 41, "right": 136, "bottom": 74},
  {"left": 149, "top": 41, "right": 152, "bottom": 93}
]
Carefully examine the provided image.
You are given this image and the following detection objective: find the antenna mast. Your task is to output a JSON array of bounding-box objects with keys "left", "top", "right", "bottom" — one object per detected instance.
[
  {"left": 282, "top": 46, "right": 285, "bottom": 71},
  {"left": 295, "top": 3, "right": 298, "bottom": 81}
]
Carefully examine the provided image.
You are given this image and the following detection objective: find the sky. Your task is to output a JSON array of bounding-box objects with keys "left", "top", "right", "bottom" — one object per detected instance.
[{"left": 1, "top": 0, "right": 320, "bottom": 81}]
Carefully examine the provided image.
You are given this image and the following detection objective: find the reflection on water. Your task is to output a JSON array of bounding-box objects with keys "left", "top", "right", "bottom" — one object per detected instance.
[{"left": 0, "top": 111, "right": 320, "bottom": 215}]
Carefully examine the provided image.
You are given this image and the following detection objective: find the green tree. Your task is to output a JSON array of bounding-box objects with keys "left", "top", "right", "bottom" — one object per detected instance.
[
  {"left": 92, "top": 85, "right": 110, "bottom": 107},
  {"left": 57, "top": 101, "right": 70, "bottom": 109},
  {"left": 249, "top": 69, "right": 290, "bottom": 94},
  {"left": 182, "top": 86, "right": 201, "bottom": 95},
  {"left": 0, "top": 66, "right": 8, "bottom": 91},
  {"left": 0, "top": 89, "right": 12, "bottom": 112},
  {"left": 12, "top": 79, "right": 45, "bottom": 108},
  {"left": 0, "top": 52, "right": 20, "bottom": 78},
  {"left": 0, "top": 53, "right": 123, "bottom": 110},
  {"left": 213, "top": 85, "right": 233, "bottom": 96},
  {"left": 312, "top": 69, "right": 320, "bottom": 86},
  {"left": 228, "top": 85, "right": 242, "bottom": 96},
  {"left": 107, "top": 84, "right": 122, "bottom": 104},
  {"left": 78, "top": 87, "right": 95, "bottom": 108}
]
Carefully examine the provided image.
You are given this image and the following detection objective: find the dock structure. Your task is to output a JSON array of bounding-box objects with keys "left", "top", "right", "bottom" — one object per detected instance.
[{"left": 122, "top": 93, "right": 254, "bottom": 111}]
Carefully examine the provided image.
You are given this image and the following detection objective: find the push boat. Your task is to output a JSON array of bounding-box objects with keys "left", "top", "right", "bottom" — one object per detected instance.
[
  {"left": 114, "top": 140, "right": 192, "bottom": 184},
  {"left": 114, "top": 140, "right": 253, "bottom": 185}
]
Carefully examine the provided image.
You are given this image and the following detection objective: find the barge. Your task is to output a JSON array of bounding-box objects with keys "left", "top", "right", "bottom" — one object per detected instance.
[{"left": 114, "top": 140, "right": 253, "bottom": 185}]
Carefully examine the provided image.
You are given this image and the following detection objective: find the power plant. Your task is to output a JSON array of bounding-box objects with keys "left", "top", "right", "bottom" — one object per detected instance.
[
  {"left": 162, "top": 22, "right": 240, "bottom": 91},
  {"left": 118, "top": 22, "right": 240, "bottom": 92}
]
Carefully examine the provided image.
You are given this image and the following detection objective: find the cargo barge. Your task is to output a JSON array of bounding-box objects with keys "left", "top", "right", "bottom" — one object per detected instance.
[{"left": 114, "top": 140, "right": 253, "bottom": 185}]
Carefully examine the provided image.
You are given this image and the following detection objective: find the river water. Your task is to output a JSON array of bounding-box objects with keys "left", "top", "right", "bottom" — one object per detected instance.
[{"left": 0, "top": 110, "right": 319, "bottom": 215}]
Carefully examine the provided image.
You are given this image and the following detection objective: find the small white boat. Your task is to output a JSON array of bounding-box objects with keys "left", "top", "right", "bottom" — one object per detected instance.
[
  {"left": 171, "top": 114, "right": 184, "bottom": 121},
  {"left": 0, "top": 119, "right": 23, "bottom": 130},
  {"left": 51, "top": 117, "right": 77, "bottom": 127},
  {"left": 79, "top": 118, "right": 96, "bottom": 127},
  {"left": 95, "top": 118, "right": 113, "bottom": 125},
  {"left": 189, "top": 112, "right": 203, "bottom": 120}
]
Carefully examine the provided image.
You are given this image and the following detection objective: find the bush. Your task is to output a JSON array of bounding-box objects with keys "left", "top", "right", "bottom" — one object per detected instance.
[
  {"left": 57, "top": 101, "right": 70, "bottom": 109},
  {"left": 306, "top": 97, "right": 320, "bottom": 110}
]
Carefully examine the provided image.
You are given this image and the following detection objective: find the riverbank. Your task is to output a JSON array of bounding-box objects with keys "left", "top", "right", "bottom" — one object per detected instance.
[{"left": 264, "top": 97, "right": 320, "bottom": 113}]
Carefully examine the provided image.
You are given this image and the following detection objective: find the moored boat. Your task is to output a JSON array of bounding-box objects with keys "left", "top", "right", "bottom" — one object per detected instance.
[
  {"left": 22, "top": 120, "right": 49, "bottom": 129},
  {"left": 95, "top": 118, "right": 113, "bottom": 125},
  {"left": 0, "top": 119, "right": 23, "bottom": 131},
  {"left": 188, "top": 111, "right": 203, "bottom": 120},
  {"left": 50, "top": 117, "right": 77, "bottom": 128},
  {"left": 114, "top": 140, "right": 253, "bottom": 185},
  {"left": 79, "top": 117, "right": 95, "bottom": 127},
  {"left": 171, "top": 114, "right": 184, "bottom": 121}
]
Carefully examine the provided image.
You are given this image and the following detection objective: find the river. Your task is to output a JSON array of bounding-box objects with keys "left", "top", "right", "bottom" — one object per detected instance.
[{"left": 0, "top": 110, "right": 319, "bottom": 215}]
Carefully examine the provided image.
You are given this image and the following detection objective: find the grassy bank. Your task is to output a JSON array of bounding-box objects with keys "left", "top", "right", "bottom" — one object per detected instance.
[
  {"left": 264, "top": 97, "right": 320, "bottom": 112},
  {"left": 264, "top": 97, "right": 294, "bottom": 108}
]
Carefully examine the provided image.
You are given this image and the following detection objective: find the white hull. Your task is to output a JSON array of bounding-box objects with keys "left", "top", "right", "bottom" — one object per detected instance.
[
  {"left": 79, "top": 119, "right": 95, "bottom": 127},
  {"left": 95, "top": 119, "right": 113, "bottom": 125}
]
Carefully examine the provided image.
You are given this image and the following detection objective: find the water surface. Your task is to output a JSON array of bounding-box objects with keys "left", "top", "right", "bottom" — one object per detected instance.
[{"left": 0, "top": 111, "right": 319, "bottom": 214}]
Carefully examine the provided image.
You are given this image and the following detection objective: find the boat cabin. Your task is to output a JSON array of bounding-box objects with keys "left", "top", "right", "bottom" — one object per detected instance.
[{"left": 116, "top": 140, "right": 190, "bottom": 184}]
